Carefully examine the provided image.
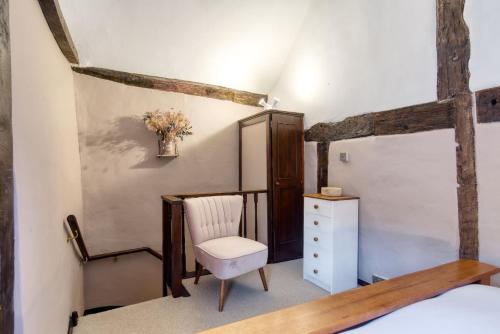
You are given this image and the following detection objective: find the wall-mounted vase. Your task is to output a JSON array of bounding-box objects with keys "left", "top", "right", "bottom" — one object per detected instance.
[{"left": 157, "top": 138, "right": 178, "bottom": 158}]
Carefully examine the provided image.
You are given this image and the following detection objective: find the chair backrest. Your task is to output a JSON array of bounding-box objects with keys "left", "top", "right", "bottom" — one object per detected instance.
[{"left": 184, "top": 195, "right": 243, "bottom": 245}]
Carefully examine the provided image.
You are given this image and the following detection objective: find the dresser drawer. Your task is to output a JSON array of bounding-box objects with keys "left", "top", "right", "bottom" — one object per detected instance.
[
  {"left": 304, "top": 213, "right": 333, "bottom": 233},
  {"left": 303, "top": 246, "right": 332, "bottom": 290},
  {"left": 304, "top": 245, "right": 333, "bottom": 274},
  {"left": 304, "top": 227, "right": 333, "bottom": 250},
  {"left": 304, "top": 197, "right": 333, "bottom": 217}
]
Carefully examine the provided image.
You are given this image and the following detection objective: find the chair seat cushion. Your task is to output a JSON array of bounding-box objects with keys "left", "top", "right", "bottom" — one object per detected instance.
[{"left": 195, "top": 236, "right": 268, "bottom": 280}]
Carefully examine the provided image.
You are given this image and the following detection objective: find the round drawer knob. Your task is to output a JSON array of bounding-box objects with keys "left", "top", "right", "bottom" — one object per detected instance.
[
  {"left": 313, "top": 269, "right": 318, "bottom": 274},
  {"left": 314, "top": 221, "right": 319, "bottom": 226},
  {"left": 313, "top": 237, "right": 319, "bottom": 242},
  {"left": 313, "top": 253, "right": 318, "bottom": 258},
  {"left": 314, "top": 204, "right": 319, "bottom": 209}
]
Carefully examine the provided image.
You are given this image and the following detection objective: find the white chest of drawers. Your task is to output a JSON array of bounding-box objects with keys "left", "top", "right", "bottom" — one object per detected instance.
[{"left": 303, "top": 194, "right": 359, "bottom": 294}]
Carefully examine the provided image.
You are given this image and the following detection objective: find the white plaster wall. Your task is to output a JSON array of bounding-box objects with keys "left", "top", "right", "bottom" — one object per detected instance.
[
  {"left": 466, "top": 0, "right": 500, "bottom": 286},
  {"left": 74, "top": 74, "right": 260, "bottom": 308},
  {"left": 329, "top": 131, "right": 459, "bottom": 282},
  {"left": 268, "top": 0, "right": 459, "bottom": 282},
  {"left": 58, "top": 0, "right": 311, "bottom": 93},
  {"left": 10, "top": 0, "right": 84, "bottom": 333},
  {"left": 270, "top": 0, "right": 437, "bottom": 128},
  {"left": 466, "top": 0, "right": 500, "bottom": 91},
  {"left": 476, "top": 123, "right": 500, "bottom": 286}
]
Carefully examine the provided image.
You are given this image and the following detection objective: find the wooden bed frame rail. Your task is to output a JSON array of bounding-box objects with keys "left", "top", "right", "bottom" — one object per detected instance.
[{"left": 200, "top": 260, "right": 499, "bottom": 334}]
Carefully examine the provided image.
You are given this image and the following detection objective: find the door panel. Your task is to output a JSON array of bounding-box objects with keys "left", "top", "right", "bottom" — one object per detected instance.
[
  {"left": 277, "top": 123, "right": 298, "bottom": 179},
  {"left": 272, "top": 114, "right": 304, "bottom": 262},
  {"left": 241, "top": 121, "right": 269, "bottom": 245}
]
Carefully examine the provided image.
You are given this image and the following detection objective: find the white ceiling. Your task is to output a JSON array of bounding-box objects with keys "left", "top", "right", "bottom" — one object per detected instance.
[{"left": 58, "top": 0, "right": 312, "bottom": 93}]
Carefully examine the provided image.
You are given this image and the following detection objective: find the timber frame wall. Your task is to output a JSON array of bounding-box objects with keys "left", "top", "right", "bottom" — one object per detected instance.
[
  {"left": 0, "top": 0, "right": 14, "bottom": 333},
  {"left": 0, "top": 2, "right": 496, "bottom": 330},
  {"left": 306, "top": 0, "right": 499, "bottom": 260}
]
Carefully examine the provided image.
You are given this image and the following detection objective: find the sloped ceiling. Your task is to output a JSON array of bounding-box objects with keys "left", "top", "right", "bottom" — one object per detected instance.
[{"left": 58, "top": 0, "right": 312, "bottom": 93}]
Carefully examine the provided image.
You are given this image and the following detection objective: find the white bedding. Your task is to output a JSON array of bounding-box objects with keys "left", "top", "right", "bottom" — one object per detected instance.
[{"left": 343, "top": 285, "right": 500, "bottom": 334}]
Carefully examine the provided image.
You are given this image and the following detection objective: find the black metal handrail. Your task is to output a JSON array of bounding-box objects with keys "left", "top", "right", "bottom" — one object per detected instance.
[{"left": 65, "top": 215, "right": 163, "bottom": 263}]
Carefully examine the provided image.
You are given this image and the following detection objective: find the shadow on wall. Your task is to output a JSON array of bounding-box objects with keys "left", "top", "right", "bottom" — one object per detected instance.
[
  {"left": 82, "top": 115, "right": 173, "bottom": 169},
  {"left": 80, "top": 117, "right": 245, "bottom": 307},
  {"left": 359, "top": 224, "right": 458, "bottom": 282},
  {"left": 81, "top": 118, "right": 242, "bottom": 252}
]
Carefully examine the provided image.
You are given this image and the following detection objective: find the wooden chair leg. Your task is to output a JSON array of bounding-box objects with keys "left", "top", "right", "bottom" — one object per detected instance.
[
  {"left": 218, "top": 280, "right": 226, "bottom": 312},
  {"left": 259, "top": 268, "right": 268, "bottom": 291},
  {"left": 194, "top": 261, "right": 203, "bottom": 285}
]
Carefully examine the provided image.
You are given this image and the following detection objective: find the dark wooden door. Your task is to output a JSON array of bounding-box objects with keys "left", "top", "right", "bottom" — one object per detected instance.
[{"left": 271, "top": 113, "right": 304, "bottom": 262}]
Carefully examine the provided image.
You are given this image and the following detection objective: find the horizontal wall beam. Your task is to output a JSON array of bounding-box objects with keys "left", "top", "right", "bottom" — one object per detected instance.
[
  {"left": 476, "top": 86, "right": 500, "bottom": 123},
  {"left": 316, "top": 142, "right": 330, "bottom": 193},
  {"left": 305, "top": 100, "right": 456, "bottom": 142},
  {"left": 72, "top": 67, "right": 267, "bottom": 107},
  {"left": 38, "top": 0, "right": 79, "bottom": 64}
]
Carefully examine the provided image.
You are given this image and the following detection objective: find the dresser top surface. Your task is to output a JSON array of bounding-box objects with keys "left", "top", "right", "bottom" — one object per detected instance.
[{"left": 304, "top": 193, "right": 359, "bottom": 201}]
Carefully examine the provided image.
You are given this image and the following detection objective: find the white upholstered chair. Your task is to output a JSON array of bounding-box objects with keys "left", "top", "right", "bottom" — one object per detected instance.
[{"left": 184, "top": 195, "right": 268, "bottom": 311}]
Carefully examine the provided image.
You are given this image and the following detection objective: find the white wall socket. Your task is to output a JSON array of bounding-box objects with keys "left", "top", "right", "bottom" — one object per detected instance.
[{"left": 340, "top": 152, "right": 349, "bottom": 162}]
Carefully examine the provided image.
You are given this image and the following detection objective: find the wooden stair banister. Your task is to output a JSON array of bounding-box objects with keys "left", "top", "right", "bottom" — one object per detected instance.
[
  {"left": 162, "top": 195, "right": 189, "bottom": 298},
  {"left": 161, "top": 189, "right": 268, "bottom": 298}
]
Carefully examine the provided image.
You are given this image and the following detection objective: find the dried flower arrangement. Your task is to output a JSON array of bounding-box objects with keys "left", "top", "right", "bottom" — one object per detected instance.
[{"left": 143, "top": 109, "right": 193, "bottom": 157}]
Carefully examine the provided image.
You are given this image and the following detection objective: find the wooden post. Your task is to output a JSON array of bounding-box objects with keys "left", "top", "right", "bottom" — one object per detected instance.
[
  {"left": 0, "top": 0, "right": 14, "bottom": 332},
  {"left": 171, "top": 202, "right": 184, "bottom": 297},
  {"left": 317, "top": 142, "right": 330, "bottom": 193},
  {"left": 254, "top": 194, "right": 259, "bottom": 241},
  {"left": 437, "top": 0, "right": 479, "bottom": 260},
  {"left": 243, "top": 194, "right": 248, "bottom": 238},
  {"left": 162, "top": 196, "right": 190, "bottom": 298},
  {"left": 162, "top": 200, "right": 171, "bottom": 297},
  {"left": 181, "top": 205, "right": 186, "bottom": 278}
]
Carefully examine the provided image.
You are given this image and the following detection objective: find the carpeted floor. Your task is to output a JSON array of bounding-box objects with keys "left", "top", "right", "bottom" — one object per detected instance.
[{"left": 74, "top": 259, "right": 328, "bottom": 334}]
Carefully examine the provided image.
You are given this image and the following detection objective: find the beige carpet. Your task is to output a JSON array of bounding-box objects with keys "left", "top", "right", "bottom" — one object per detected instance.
[{"left": 75, "top": 259, "right": 328, "bottom": 334}]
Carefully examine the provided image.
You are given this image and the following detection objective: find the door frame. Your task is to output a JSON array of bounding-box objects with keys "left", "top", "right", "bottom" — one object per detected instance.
[
  {"left": 0, "top": 0, "right": 14, "bottom": 333},
  {"left": 238, "top": 110, "right": 305, "bottom": 263}
]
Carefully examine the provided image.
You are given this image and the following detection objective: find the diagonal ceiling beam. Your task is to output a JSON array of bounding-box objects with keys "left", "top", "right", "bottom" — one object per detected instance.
[
  {"left": 37, "top": 0, "right": 79, "bottom": 64},
  {"left": 72, "top": 66, "right": 268, "bottom": 107}
]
